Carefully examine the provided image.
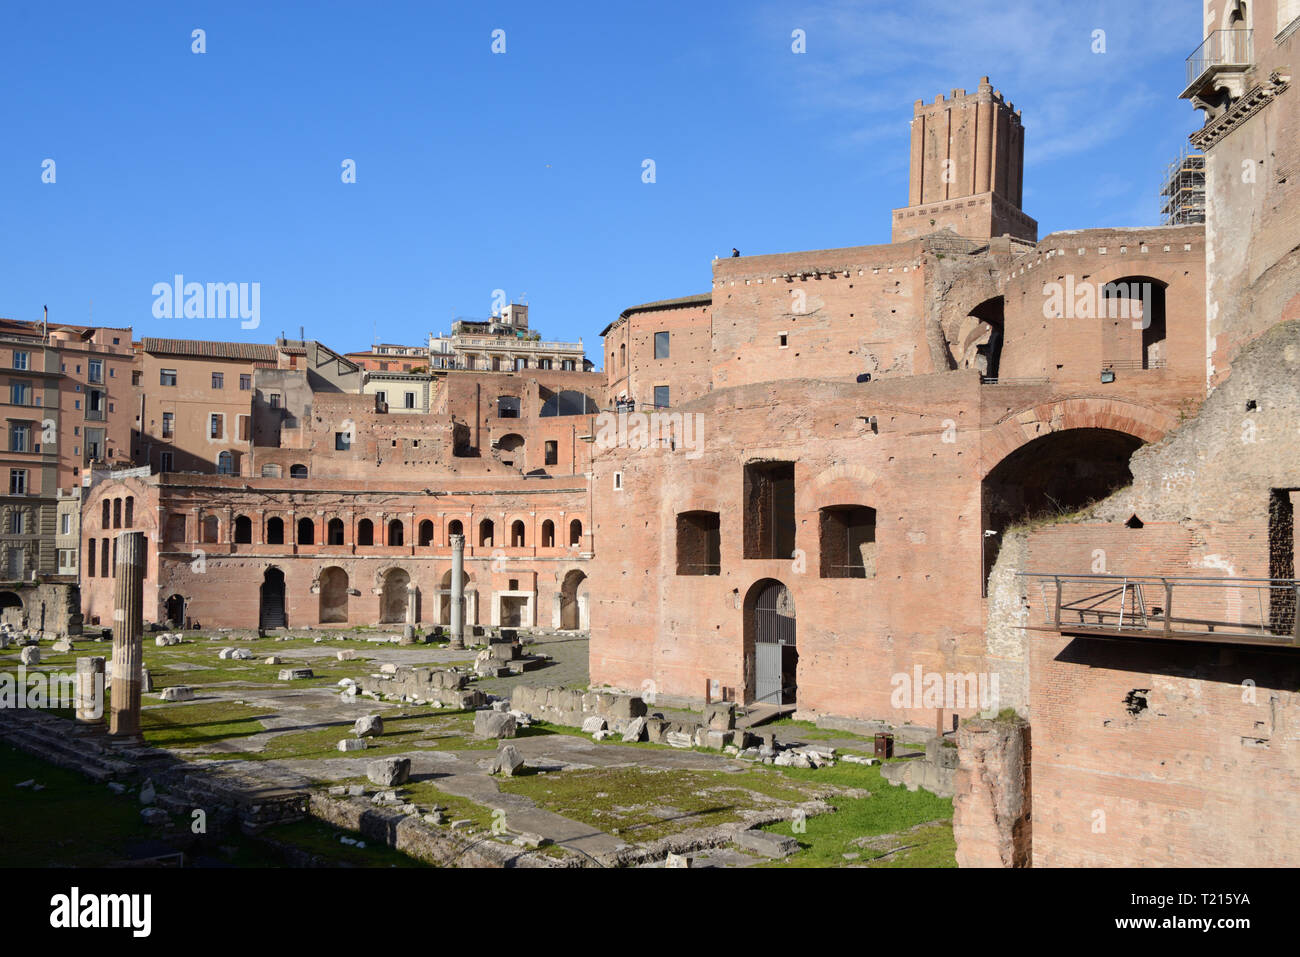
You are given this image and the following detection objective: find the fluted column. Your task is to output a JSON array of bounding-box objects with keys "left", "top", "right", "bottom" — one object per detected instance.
[
  {"left": 109, "top": 531, "right": 145, "bottom": 739},
  {"left": 75, "top": 656, "right": 105, "bottom": 725}
]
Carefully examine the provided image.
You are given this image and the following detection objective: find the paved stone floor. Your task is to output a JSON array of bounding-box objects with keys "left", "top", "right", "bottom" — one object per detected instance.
[{"left": 75, "top": 630, "right": 935, "bottom": 865}]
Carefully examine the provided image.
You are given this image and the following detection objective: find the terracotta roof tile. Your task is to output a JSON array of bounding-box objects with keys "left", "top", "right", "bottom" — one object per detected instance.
[{"left": 141, "top": 338, "right": 278, "bottom": 361}]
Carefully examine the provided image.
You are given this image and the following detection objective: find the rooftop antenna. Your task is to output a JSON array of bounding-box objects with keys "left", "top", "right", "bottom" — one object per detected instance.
[{"left": 299, "top": 325, "right": 304, "bottom": 341}]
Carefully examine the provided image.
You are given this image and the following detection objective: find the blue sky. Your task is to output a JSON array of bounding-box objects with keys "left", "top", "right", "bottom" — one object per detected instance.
[{"left": 0, "top": 1, "right": 1203, "bottom": 364}]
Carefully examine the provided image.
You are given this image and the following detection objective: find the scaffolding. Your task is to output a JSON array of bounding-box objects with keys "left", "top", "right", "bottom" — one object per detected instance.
[{"left": 1160, "top": 149, "right": 1206, "bottom": 225}]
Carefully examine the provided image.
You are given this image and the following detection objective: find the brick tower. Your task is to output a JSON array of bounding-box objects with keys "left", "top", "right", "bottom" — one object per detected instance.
[{"left": 891, "top": 77, "right": 1037, "bottom": 243}]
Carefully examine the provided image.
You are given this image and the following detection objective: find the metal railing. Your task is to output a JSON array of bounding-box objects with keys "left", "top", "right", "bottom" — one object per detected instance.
[
  {"left": 1186, "top": 29, "right": 1252, "bottom": 88},
  {"left": 1021, "top": 572, "right": 1300, "bottom": 645},
  {"left": 676, "top": 563, "right": 721, "bottom": 576}
]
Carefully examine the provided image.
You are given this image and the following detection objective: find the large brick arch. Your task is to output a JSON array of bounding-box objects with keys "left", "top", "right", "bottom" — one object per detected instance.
[
  {"left": 808, "top": 463, "right": 881, "bottom": 510},
  {"left": 979, "top": 397, "right": 1176, "bottom": 478}
]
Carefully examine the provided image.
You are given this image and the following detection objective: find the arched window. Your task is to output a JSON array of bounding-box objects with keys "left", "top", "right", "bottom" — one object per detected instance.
[
  {"left": 297, "top": 517, "right": 315, "bottom": 545},
  {"left": 511, "top": 520, "right": 526, "bottom": 547},
  {"left": 818, "top": 506, "right": 876, "bottom": 578},
  {"left": 101, "top": 499, "right": 111, "bottom": 528},
  {"left": 266, "top": 517, "right": 285, "bottom": 545},
  {"left": 448, "top": 519, "right": 464, "bottom": 539},
  {"left": 290, "top": 464, "right": 308, "bottom": 478},
  {"left": 217, "top": 451, "right": 234, "bottom": 474},
  {"left": 327, "top": 518, "right": 345, "bottom": 545},
  {"left": 124, "top": 496, "right": 134, "bottom": 527},
  {"left": 418, "top": 520, "right": 434, "bottom": 546},
  {"left": 569, "top": 518, "right": 583, "bottom": 547},
  {"left": 541, "top": 520, "right": 555, "bottom": 548},
  {"left": 357, "top": 519, "right": 374, "bottom": 546},
  {"left": 112, "top": 498, "right": 122, "bottom": 529},
  {"left": 388, "top": 519, "right": 404, "bottom": 546},
  {"left": 479, "top": 518, "right": 494, "bottom": 547},
  {"left": 233, "top": 515, "right": 253, "bottom": 544}
]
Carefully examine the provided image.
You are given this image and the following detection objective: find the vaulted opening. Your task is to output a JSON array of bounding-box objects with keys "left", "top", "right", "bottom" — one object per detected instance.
[
  {"left": 819, "top": 505, "right": 876, "bottom": 578},
  {"left": 744, "top": 461, "right": 796, "bottom": 560},
  {"left": 676, "top": 511, "right": 721, "bottom": 575}
]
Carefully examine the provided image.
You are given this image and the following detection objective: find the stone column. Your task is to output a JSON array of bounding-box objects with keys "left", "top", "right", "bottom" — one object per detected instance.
[
  {"left": 109, "top": 531, "right": 145, "bottom": 739},
  {"left": 401, "top": 583, "right": 418, "bottom": 643},
  {"left": 75, "top": 656, "right": 105, "bottom": 725},
  {"left": 449, "top": 534, "right": 465, "bottom": 649}
]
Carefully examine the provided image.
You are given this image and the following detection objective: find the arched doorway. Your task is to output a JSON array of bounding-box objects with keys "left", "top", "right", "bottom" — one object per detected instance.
[
  {"left": 380, "top": 568, "right": 410, "bottom": 624},
  {"left": 0, "top": 591, "right": 24, "bottom": 629},
  {"left": 743, "top": 579, "right": 796, "bottom": 706},
  {"left": 559, "top": 569, "right": 588, "bottom": 631},
  {"left": 318, "top": 567, "right": 349, "bottom": 624},
  {"left": 260, "top": 568, "right": 287, "bottom": 630},
  {"left": 165, "top": 594, "right": 186, "bottom": 628}
]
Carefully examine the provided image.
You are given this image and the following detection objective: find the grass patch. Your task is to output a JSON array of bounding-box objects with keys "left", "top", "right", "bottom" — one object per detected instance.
[
  {"left": 758, "top": 762, "right": 955, "bottom": 868},
  {"left": 139, "top": 700, "right": 270, "bottom": 748},
  {"left": 233, "top": 708, "right": 496, "bottom": 761},
  {"left": 0, "top": 744, "right": 160, "bottom": 866},
  {"left": 257, "top": 817, "right": 427, "bottom": 867},
  {"left": 498, "top": 765, "right": 814, "bottom": 844}
]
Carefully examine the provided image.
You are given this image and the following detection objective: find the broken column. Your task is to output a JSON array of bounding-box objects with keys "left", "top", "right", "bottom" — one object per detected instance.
[
  {"left": 449, "top": 533, "right": 465, "bottom": 649},
  {"left": 401, "top": 582, "right": 418, "bottom": 643},
  {"left": 109, "top": 531, "right": 145, "bottom": 740},
  {"left": 952, "top": 713, "right": 1031, "bottom": 867},
  {"left": 75, "top": 656, "right": 106, "bottom": 725}
]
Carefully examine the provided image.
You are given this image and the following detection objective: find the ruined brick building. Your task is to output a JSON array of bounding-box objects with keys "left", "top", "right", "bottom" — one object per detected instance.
[
  {"left": 79, "top": 319, "right": 601, "bottom": 635},
  {"left": 592, "top": 3, "right": 1299, "bottom": 864},
  {"left": 590, "top": 77, "right": 1207, "bottom": 725}
]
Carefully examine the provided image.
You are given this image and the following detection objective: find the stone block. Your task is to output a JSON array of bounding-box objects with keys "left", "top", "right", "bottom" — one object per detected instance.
[
  {"left": 19, "top": 646, "right": 40, "bottom": 666},
  {"left": 703, "top": 729, "right": 732, "bottom": 750},
  {"left": 734, "top": 829, "right": 799, "bottom": 858},
  {"left": 703, "top": 702, "right": 736, "bottom": 731},
  {"left": 582, "top": 715, "right": 607, "bottom": 733},
  {"left": 489, "top": 744, "right": 525, "bottom": 776},
  {"left": 338, "top": 738, "right": 368, "bottom": 752},
  {"left": 621, "top": 716, "right": 647, "bottom": 742},
  {"left": 354, "top": 715, "right": 384, "bottom": 737},
  {"left": 366, "top": 757, "right": 411, "bottom": 787},
  {"left": 160, "top": 686, "right": 194, "bottom": 702},
  {"left": 474, "top": 710, "right": 517, "bottom": 738}
]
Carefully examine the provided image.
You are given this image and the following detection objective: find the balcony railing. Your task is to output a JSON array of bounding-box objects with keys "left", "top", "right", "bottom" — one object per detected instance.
[
  {"left": 1185, "top": 29, "right": 1252, "bottom": 92},
  {"left": 455, "top": 336, "right": 583, "bottom": 351},
  {"left": 1021, "top": 572, "right": 1300, "bottom": 648}
]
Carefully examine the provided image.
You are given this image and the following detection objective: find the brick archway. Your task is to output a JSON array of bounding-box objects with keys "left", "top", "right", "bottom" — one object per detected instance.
[{"left": 979, "top": 397, "right": 1176, "bottom": 479}]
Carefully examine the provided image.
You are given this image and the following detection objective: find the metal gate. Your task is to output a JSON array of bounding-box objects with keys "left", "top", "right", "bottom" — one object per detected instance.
[
  {"left": 753, "top": 580, "right": 795, "bottom": 705},
  {"left": 260, "top": 570, "right": 286, "bottom": 630}
]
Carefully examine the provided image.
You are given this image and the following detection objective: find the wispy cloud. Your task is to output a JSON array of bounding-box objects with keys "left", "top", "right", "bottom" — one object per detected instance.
[{"left": 753, "top": 0, "right": 1199, "bottom": 165}]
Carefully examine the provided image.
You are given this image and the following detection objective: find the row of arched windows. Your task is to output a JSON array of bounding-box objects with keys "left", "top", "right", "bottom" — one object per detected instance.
[
  {"left": 100, "top": 495, "right": 134, "bottom": 530},
  {"left": 85, "top": 534, "right": 147, "bottom": 579},
  {"left": 214, "top": 515, "right": 584, "bottom": 548}
]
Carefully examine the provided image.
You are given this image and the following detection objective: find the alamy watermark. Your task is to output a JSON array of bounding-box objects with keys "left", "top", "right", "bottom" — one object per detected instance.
[
  {"left": 152, "top": 274, "right": 260, "bottom": 329},
  {"left": 1042, "top": 277, "right": 1153, "bottom": 328},
  {"left": 889, "top": 666, "right": 1000, "bottom": 712},
  {"left": 594, "top": 410, "right": 704, "bottom": 459},
  {"left": 0, "top": 665, "right": 102, "bottom": 718}
]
